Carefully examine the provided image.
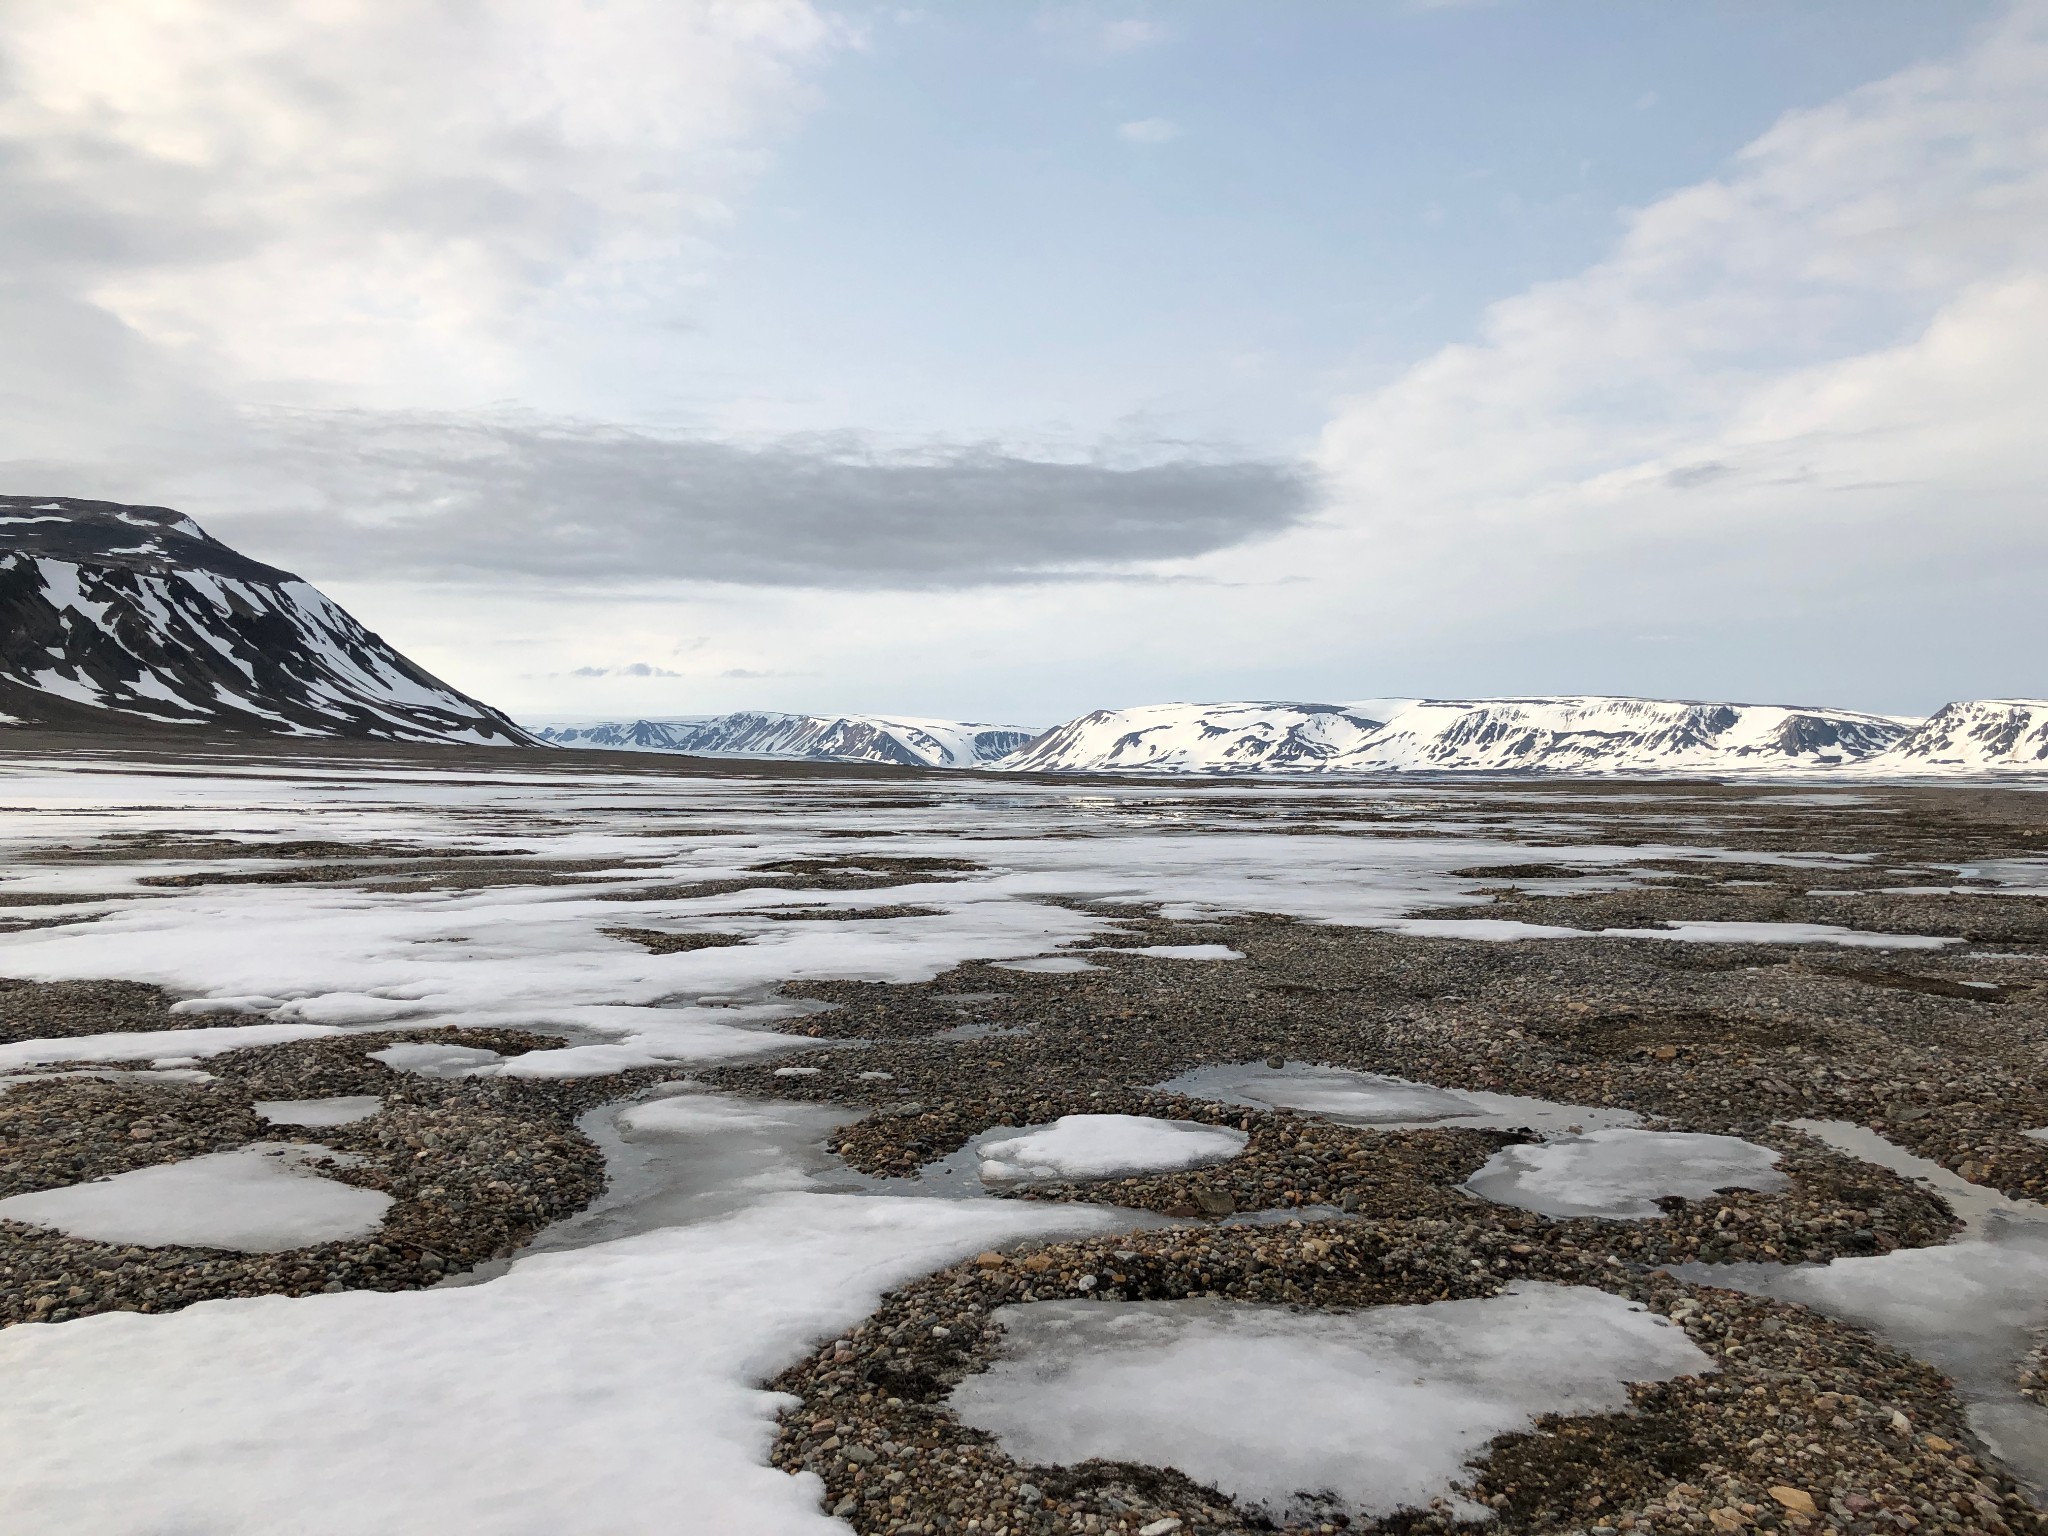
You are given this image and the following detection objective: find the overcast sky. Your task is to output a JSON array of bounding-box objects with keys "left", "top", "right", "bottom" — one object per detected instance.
[{"left": 1, "top": 0, "right": 2040, "bottom": 726}]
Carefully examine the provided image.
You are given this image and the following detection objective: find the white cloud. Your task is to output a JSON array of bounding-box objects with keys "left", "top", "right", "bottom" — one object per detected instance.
[
  {"left": 1117, "top": 117, "right": 1182, "bottom": 145},
  {"left": 1299, "top": 0, "right": 2048, "bottom": 653},
  {"left": 0, "top": 0, "right": 836, "bottom": 408},
  {"left": 1100, "top": 18, "right": 1168, "bottom": 53}
]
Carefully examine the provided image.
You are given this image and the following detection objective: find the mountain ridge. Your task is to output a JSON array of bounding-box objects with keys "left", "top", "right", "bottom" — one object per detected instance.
[{"left": 0, "top": 496, "right": 532, "bottom": 744}]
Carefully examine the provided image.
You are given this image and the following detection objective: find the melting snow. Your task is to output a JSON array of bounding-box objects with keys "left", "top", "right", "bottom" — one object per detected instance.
[
  {"left": 0, "top": 1194, "right": 1124, "bottom": 1535},
  {"left": 978, "top": 1115, "right": 1248, "bottom": 1183},
  {"left": 1464, "top": 1128, "right": 1787, "bottom": 1219},
  {"left": 0, "top": 1143, "right": 390, "bottom": 1252},
  {"left": 949, "top": 1284, "right": 1712, "bottom": 1522}
]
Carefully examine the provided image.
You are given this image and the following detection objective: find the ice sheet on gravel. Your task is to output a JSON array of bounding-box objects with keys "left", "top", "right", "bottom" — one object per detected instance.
[
  {"left": 0, "top": 1143, "right": 390, "bottom": 1251},
  {"left": 977, "top": 1115, "right": 1248, "bottom": 1183},
  {"left": 1157, "top": 1061, "right": 1640, "bottom": 1136},
  {"left": 948, "top": 1283, "right": 1712, "bottom": 1522},
  {"left": 1464, "top": 1127, "right": 1787, "bottom": 1219},
  {"left": 0, "top": 1193, "right": 1125, "bottom": 1536}
]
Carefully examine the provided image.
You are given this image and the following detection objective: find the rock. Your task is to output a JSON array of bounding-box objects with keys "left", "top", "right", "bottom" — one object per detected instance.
[
  {"left": 844, "top": 1445, "right": 878, "bottom": 1466},
  {"left": 973, "top": 1251, "right": 1007, "bottom": 1268},
  {"left": 1767, "top": 1486, "right": 1817, "bottom": 1517},
  {"left": 1138, "top": 1520, "right": 1183, "bottom": 1536},
  {"left": 1264, "top": 1056, "right": 1285, "bottom": 1070},
  {"left": 1194, "top": 1188, "right": 1236, "bottom": 1217},
  {"left": 1922, "top": 1433, "right": 1953, "bottom": 1452},
  {"left": 1017, "top": 1484, "right": 1042, "bottom": 1504}
]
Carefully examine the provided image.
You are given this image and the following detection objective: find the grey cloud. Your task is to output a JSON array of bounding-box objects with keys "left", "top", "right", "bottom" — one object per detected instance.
[
  {"left": 569, "top": 663, "right": 684, "bottom": 678},
  {"left": 216, "top": 412, "right": 1316, "bottom": 591}
]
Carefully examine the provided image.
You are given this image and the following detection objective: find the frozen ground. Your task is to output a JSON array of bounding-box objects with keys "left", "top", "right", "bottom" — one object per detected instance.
[
  {"left": 1, "top": 748, "right": 2045, "bottom": 1531},
  {"left": 949, "top": 1283, "right": 1711, "bottom": 1522}
]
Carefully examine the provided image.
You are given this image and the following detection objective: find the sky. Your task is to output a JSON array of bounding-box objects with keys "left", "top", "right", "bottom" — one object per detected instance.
[{"left": 0, "top": 0, "right": 2041, "bottom": 727}]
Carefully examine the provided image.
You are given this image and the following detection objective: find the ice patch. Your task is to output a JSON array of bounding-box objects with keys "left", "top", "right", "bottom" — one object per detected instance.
[
  {"left": 1157, "top": 1061, "right": 1640, "bottom": 1136},
  {"left": 948, "top": 1283, "right": 1712, "bottom": 1523},
  {"left": 168, "top": 996, "right": 284, "bottom": 1016},
  {"left": 255, "top": 1096, "right": 383, "bottom": 1128},
  {"left": 1464, "top": 1128, "right": 1787, "bottom": 1219},
  {"left": 978, "top": 1115, "right": 1249, "bottom": 1184},
  {"left": 1119, "top": 944, "right": 1245, "bottom": 961},
  {"left": 992, "top": 956, "right": 1101, "bottom": 973},
  {"left": 369, "top": 1043, "right": 504, "bottom": 1078},
  {"left": 0, "top": 1143, "right": 390, "bottom": 1252}
]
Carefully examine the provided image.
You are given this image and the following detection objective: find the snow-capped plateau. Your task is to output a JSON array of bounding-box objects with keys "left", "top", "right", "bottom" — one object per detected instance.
[
  {"left": 993, "top": 696, "right": 2026, "bottom": 777},
  {"left": 531, "top": 711, "right": 1037, "bottom": 769},
  {"left": 0, "top": 496, "right": 531, "bottom": 743},
  {"left": 1868, "top": 700, "right": 2048, "bottom": 771}
]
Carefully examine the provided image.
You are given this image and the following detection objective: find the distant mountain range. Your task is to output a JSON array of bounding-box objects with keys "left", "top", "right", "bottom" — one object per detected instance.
[
  {"left": 0, "top": 496, "right": 531, "bottom": 743},
  {"left": 3, "top": 496, "right": 2041, "bottom": 774},
  {"left": 533, "top": 712, "right": 1033, "bottom": 768},
  {"left": 539, "top": 698, "right": 2048, "bottom": 775}
]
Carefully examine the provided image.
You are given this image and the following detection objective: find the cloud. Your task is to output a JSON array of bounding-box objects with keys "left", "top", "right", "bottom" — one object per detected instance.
[
  {"left": 1308, "top": 0, "right": 2048, "bottom": 645},
  {"left": 1117, "top": 117, "right": 1181, "bottom": 145},
  {"left": 196, "top": 411, "right": 1314, "bottom": 590},
  {"left": 569, "top": 663, "right": 684, "bottom": 677},
  {"left": 0, "top": 0, "right": 836, "bottom": 406},
  {"left": 1099, "top": 19, "right": 1167, "bottom": 53}
]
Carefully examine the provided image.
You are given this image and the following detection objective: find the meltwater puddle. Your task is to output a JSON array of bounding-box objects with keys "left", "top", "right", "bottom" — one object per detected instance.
[{"left": 1676, "top": 1118, "right": 2048, "bottom": 1500}]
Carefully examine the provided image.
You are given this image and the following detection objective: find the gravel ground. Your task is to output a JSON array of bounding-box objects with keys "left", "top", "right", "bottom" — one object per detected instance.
[
  {"left": 0, "top": 1028, "right": 675, "bottom": 1325},
  {"left": 768, "top": 1222, "right": 2039, "bottom": 1535},
  {"left": 6, "top": 775, "right": 2048, "bottom": 1530}
]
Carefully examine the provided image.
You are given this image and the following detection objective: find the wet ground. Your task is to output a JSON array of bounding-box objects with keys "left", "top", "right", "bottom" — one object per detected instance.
[{"left": 1, "top": 742, "right": 2046, "bottom": 1533}]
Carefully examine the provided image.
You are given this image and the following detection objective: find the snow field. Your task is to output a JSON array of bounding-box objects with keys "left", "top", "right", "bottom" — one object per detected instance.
[{"left": 0, "top": 1193, "right": 1126, "bottom": 1536}]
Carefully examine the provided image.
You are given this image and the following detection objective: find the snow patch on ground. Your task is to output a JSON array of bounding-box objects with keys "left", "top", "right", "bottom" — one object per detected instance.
[
  {"left": 1465, "top": 1128, "right": 1787, "bottom": 1219},
  {"left": 949, "top": 1283, "right": 1712, "bottom": 1522},
  {"left": 0, "top": 1143, "right": 390, "bottom": 1252},
  {"left": 978, "top": 1115, "right": 1249, "bottom": 1184}
]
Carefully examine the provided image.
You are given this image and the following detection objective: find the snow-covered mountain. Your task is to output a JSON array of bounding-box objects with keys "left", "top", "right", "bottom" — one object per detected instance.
[
  {"left": 531, "top": 711, "right": 1037, "bottom": 769},
  {"left": 996, "top": 697, "right": 1922, "bottom": 775},
  {"left": 0, "top": 496, "right": 532, "bottom": 743},
  {"left": 998, "top": 701, "right": 1385, "bottom": 773},
  {"left": 1868, "top": 700, "right": 2048, "bottom": 772}
]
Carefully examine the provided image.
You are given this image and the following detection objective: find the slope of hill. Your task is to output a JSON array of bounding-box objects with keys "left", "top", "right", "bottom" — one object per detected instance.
[
  {"left": 1868, "top": 700, "right": 2048, "bottom": 771},
  {"left": 531, "top": 712, "right": 1037, "bottom": 769},
  {"left": 995, "top": 696, "right": 1919, "bottom": 775},
  {"left": 997, "top": 701, "right": 1385, "bottom": 773},
  {"left": 0, "top": 496, "right": 531, "bottom": 743}
]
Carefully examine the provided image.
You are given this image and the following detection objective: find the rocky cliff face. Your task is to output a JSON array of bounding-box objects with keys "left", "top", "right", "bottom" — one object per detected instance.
[{"left": 0, "top": 496, "right": 532, "bottom": 743}]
